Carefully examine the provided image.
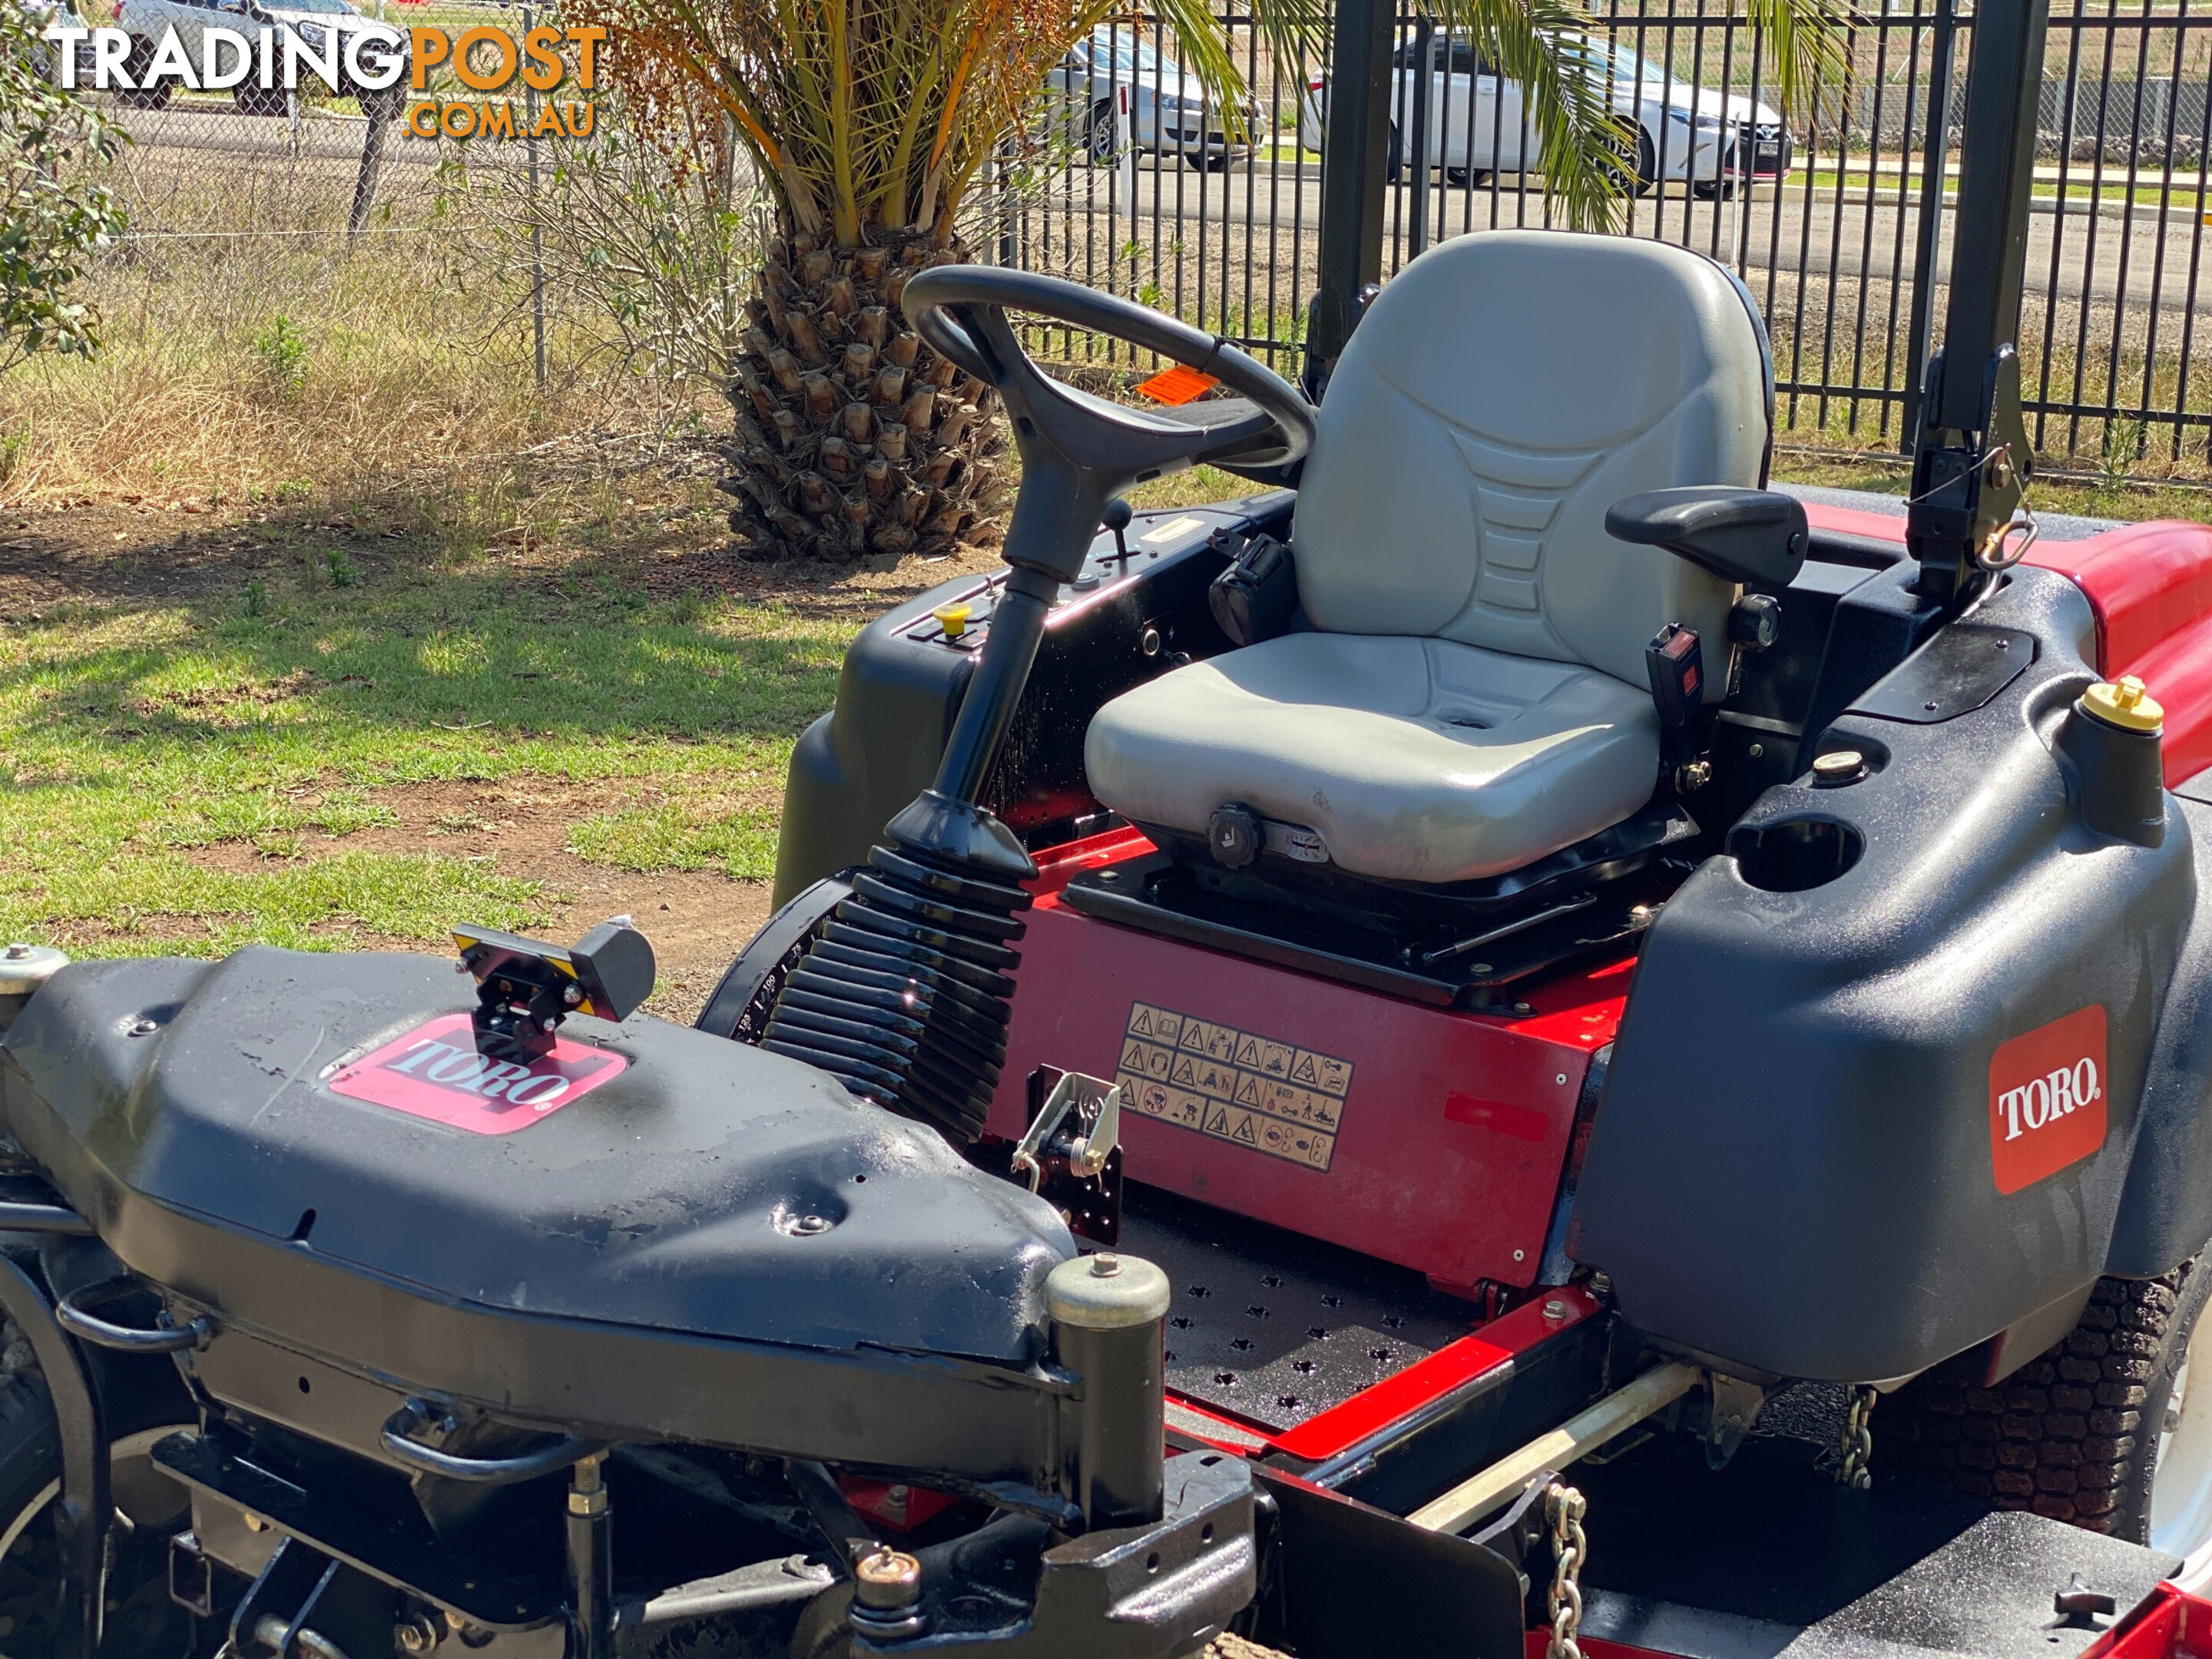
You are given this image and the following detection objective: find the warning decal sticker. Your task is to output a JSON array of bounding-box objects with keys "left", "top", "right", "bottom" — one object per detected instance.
[{"left": 1114, "top": 1001, "right": 1352, "bottom": 1172}]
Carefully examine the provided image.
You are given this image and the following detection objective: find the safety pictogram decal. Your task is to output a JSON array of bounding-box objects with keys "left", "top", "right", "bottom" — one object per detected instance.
[{"left": 1114, "top": 1001, "right": 1351, "bottom": 1172}]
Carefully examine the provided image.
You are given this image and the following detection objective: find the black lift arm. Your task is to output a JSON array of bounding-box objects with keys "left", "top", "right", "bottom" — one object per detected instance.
[{"left": 1904, "top": 0, "right": 2048, "bottom": 608}]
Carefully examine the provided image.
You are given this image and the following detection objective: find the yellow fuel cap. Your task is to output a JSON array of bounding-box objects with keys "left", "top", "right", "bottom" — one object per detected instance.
[
  {"left": 2082, "top": 674, "right": 2164, "bottom": 733},
  {"left": 932, "top": 602, "right": 972, "bottom": 641}
]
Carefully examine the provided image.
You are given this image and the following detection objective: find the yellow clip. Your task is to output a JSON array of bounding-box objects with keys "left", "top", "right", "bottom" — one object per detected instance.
[
  {"left": 932, "top": 601, "right": 972, "bottom": 641},
  {"left": 2083, "top": 674, "right": 2164, "bottom": 733}
]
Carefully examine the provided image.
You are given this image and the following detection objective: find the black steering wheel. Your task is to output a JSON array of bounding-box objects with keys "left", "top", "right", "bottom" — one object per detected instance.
[{"left": 900, "top": 267, "right": 1316, "bottom": 586}]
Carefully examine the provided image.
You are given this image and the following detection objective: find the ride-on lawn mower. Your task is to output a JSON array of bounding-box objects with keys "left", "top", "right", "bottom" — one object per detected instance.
[{"left": 12, "top": 2, "right": 2212, "bottom": 1657}]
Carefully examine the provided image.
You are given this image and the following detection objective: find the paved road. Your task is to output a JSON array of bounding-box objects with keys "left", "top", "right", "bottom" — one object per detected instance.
[{"left": 1034, "top": 157, "right": 2212, "bottom": 322}]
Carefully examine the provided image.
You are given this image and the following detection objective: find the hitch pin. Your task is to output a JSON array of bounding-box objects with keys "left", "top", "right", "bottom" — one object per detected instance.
[{"left": 1010, "top": 1072, "right": 1121, "bottom": 1194}]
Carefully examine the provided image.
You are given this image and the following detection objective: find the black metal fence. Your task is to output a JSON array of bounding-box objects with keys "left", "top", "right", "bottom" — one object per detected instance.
[{"left": 995, "top": 1, "right": 2212, "bottom": 478}]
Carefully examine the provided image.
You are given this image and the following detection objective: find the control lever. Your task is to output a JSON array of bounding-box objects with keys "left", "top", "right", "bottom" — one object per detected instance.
[{"left": 1100, "top": 498, "right": 1134, "bottom": 565}]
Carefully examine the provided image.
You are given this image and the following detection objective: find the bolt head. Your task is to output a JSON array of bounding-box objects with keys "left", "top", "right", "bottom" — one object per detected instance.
[
  {"left": 1512, "top": 1248, "right": 1525, "bottom": 1263},
  {"left": 1090, "top": 1253, "right": 1122, "bottom": 1277},
  {"left": 3, "top": 943, "right": 28, "bottom": 961},
  {"left": 853, "top": 1547, "right": 922, "bottom": 1610},
  {"left": 1543, "top": 1298, "right": 1569, "bottom": 1321}
]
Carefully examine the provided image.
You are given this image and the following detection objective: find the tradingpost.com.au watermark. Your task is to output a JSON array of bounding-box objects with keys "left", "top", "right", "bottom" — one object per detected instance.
[{"left": 40, "top": 20, "right": 604, "bottom": 140}]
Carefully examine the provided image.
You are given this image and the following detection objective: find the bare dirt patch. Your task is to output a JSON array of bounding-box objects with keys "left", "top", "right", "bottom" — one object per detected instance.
[{"left": 189, "top": 777, "right": 777, "bottom": 1025}]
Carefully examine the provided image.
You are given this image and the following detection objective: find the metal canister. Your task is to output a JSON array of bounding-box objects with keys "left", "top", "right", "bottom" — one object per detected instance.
[
  {"left": 1047, "top": 1251, "right": 1171, "bottom": 1528},
  {"left": 0, "top": 945, "right": 68, "bottom": 1035}
]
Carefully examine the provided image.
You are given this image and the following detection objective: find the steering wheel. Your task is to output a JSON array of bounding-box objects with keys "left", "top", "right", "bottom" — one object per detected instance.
[{"left": 900, "top": 267, "right": 1316, "bottom": 585}]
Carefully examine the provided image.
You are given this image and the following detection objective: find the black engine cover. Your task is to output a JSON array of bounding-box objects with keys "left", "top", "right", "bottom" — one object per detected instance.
[{"left": 1, "top": 947, "right": 1071, "bottom": 1371}]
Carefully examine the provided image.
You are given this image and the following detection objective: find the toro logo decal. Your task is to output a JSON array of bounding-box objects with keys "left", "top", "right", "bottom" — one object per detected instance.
[
  {"left": 1989, "top": 1004, "right": 2108, "bottom": 1194},
  {"left": 326, "top": 1012, "right": 624, "bottom": 1136}
]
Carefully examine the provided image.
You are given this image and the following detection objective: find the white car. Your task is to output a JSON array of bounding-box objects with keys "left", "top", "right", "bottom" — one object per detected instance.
[
  {"left": 1300, "top": 31, "right": 1790, "bottom": 197},
  {"left": 1048, "top": 26, "right": 1262, "bottom": 171},
  {"left": 108, "top": 0, "right": 401, "bottom": 113}
]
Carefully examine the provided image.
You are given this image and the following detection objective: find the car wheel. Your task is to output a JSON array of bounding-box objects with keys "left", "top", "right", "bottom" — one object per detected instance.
[
  {"left": 1694, "top": 175, "right": 1738, "bottom": 200},
  {"left": 233, "top": 83, "right": 289, "bottom": 116},
  {"left": 1885, "top": 1261, "right": 2212, "bottom": 1548},
  {"left": 1187, "top": 151, "right": 1230, "bottom": 172},
  {"left": 1599, "top": 123, "right": 1655, "bottom": 199},
  {"left": 1445, "top": 166, "right": 1490, "bottom": 187},
  {"left": 1384, "top": 122, "right": 1402, "bottom": 184},
  {"left": 1085, "top": 99, "right": 1117, "bottom": 164}
]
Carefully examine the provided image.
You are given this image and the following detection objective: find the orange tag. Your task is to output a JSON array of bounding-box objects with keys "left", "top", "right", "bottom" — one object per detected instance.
[{"left": 1135, "top": 364, "right": 1219, "bottom": 406}]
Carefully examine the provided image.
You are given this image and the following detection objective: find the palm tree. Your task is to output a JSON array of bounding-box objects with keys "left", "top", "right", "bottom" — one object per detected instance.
[{"left": 584, "top": 0, "right": 1845, "bottom": 561}]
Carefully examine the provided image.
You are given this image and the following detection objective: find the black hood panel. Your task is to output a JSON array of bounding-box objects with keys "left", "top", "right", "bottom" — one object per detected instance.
[{"left": 1, "top": 946, "right": 1070, "bottom": 1366}]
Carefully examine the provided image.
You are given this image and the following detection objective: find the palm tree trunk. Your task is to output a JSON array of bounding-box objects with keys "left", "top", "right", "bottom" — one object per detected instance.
[{"left": 720, "top": 225, "right": 1008, "bottom": 560}]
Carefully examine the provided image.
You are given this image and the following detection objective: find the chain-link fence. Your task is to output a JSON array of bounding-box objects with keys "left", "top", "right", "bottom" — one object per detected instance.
[{"left": 41, "top": 0, "right": 2212, "bottom": 486}]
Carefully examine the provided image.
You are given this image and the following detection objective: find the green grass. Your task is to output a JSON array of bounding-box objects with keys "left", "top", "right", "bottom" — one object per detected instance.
[{"left": 0, "top": 544, "right": 848, "bottom": 958}]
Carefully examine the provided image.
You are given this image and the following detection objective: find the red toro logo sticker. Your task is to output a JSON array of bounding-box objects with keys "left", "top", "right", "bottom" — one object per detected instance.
[
  {"left": 326, "top": 1012, "right": 625, "bottom": 1136},
  {"left": 1989, "top": 1004, "right": 2108, "bottom": 1194}
]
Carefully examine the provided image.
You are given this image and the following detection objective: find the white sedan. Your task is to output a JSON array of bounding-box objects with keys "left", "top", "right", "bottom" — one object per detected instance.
[
  {"left": 1300, "top": 31, "right": 1791, "bottom": 197},
  {"left": 1048, "top": 27, "right": 1262, "bottom": 171}
]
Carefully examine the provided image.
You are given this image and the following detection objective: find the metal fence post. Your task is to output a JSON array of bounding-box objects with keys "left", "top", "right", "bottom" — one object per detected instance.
[
  {"left": 525, "top": 2, "right": 548, "bottom": 389},
  {"left": 1306, "top": 0, "right": 1396, "bottom": 397},
  {"left": 1899, "top": 0, "right": 1958, "bottom": 449},
  {"left": 1407, "top": 13, "right": 1433, "bottom": 260}
]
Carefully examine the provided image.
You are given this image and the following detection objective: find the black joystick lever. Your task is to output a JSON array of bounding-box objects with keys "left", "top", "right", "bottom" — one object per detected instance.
[{"left": 1101, "top": 498, "right": 1134, "bottom": 565}]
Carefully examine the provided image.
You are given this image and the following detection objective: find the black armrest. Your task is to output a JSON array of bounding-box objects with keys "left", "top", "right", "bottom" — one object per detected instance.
[{"left": 1605, "top": 487, "right": 1810, "bottom": 591}]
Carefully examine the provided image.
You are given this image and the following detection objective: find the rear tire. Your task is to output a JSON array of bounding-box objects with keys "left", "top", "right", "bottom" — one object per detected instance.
[
  {"left": 233, "top": 84, "right": 289, "bottom": 117},
  {"left": 1885, "top": 1262, "right": 2212, "bottom": 1550}
]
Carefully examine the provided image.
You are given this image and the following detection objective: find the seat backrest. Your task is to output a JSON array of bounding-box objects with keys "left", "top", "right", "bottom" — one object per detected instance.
[{"left": 1291, "top": 230, "right": 1771, "bottom": 695}]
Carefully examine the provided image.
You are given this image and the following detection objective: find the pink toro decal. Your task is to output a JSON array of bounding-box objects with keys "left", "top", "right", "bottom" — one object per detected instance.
[{"left": 326, "top": 1012, "right": 626, "bottom": 1135}]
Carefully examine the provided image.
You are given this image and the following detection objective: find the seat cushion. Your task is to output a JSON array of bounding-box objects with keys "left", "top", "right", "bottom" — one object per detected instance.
[{"left": 1084, "top": 633, "right": 1661, "bottom": 886}]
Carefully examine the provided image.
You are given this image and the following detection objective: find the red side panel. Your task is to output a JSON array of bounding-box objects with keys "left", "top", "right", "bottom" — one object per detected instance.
[
  {"left": 998, "top": 836, "right": 1627, "bottom": 1292},
  {"left": 2083, "top": 1585, "right": 2212, "bottom": 1659},
  {"left": 1801, "top": 502, "right": 1911, "bottom": 545},
  {"left": 2027, "top": 521, "right": 2212, "bottom": 786}
]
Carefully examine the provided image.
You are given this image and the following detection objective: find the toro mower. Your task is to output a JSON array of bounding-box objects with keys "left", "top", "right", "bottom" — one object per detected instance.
[{"left": 8, "top": 0, "right": 2212, "bottom": 1652}]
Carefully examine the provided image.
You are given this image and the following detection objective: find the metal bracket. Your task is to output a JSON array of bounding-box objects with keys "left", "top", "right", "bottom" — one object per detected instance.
[
  {"left": 1012, "top": 1069, "right": 1124, "bottom": 1246},
  {"left": 1012, "top": 1071, "right": 1121, "bottom": 1189}
]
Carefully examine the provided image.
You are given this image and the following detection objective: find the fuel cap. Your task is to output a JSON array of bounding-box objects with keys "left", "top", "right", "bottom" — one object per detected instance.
[
  {"left": 1810, "top": 749, "right": 1867, "bottom": 786},
  {"left": 2081, "top": 674, "right": 2164, "bottom": 733}
]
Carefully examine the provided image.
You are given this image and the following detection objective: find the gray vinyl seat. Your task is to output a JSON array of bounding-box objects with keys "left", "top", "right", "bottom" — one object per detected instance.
[{"left": 1083, "top": 229, "right": 1773, "bottom": 886}]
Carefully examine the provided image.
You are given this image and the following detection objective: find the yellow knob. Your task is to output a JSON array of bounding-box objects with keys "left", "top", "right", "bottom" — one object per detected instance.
[
  {"left": 2082, "top": 674, "right": 2164, "bottom": 733},
  {"left": 932, "top": 602, "right": 972, "bottom": 641}
]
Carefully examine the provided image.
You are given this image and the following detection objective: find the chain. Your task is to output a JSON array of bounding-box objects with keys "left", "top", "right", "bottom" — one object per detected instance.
[
  {"left": 1545, "top": 1481, "right": 1588, "bottom": 1659},
  {"left": 1836, "top": 1384, "right": 1878, "bottom": 1489}
]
